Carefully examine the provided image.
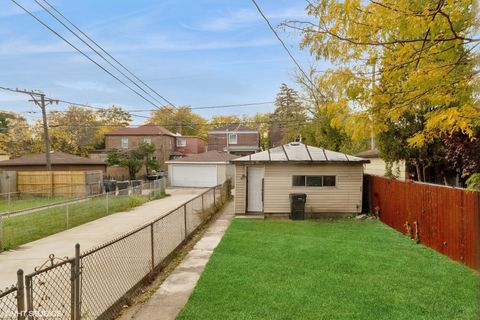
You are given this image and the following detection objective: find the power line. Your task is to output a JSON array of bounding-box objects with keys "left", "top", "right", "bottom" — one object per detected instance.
[
  {"left": 13, "top": 118, "right": 310, "bottom": 130},
  {"left": 33, "top": 0, "right": 167, "bottom": 108},
  {"left": 25, "top": 0, "right": 200, "bottom": 132},
  {"left": 19, "top": 101, "right": 276, "bottom": 114},
  {"left": 40, "top": 0, "right": 177, "bottom": 108},
  {"left": 9, "top": 0, "right": 161, "bottom": 109},
  {"left": 250, "top": 0, "right": 323, "bottom": 101},
  {"left": 0, "top": 85, "right": 151, "bottom": 120}
]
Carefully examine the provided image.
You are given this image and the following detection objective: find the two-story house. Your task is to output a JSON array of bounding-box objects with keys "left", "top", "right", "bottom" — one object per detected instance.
[
  {"left": 104, "top": 124, "right": 176, "bottom": 172},
  {"left": 174, "top": 136, "right": 206, "bottom": 157},
  {"left": 207, "top": 124, "right": 260, "bottom": 156}
]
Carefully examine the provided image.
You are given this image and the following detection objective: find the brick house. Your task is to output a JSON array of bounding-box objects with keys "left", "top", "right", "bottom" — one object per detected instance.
[
  {"left": 174, "top": 136, "right": 206, "bottom": 156},
  {"left": 104, "top": 124, "right": 176, "bottom": 172},
  {"left": 207, "top": 124, "right": 260, "bottom": 156}
]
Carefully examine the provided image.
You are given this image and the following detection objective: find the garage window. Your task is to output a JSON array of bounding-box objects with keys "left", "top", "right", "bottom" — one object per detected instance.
[{"left": 292, "top": 175, "right": 336, "bottom": 187}]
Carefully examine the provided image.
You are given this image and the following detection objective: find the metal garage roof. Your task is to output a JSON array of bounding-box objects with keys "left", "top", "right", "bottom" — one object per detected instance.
[{"left": 231, "top": 142, "right": 369, "bottom": 164}]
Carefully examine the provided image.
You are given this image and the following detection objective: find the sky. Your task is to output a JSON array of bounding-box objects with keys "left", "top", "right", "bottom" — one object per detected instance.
[{"left": 0, "top": 0, "right": 328, "bottom": 124}]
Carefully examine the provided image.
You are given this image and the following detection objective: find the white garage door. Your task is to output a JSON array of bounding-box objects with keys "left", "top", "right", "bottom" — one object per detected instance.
[{"left": 171, "top": 165, "right": 217, "bottom": 187}]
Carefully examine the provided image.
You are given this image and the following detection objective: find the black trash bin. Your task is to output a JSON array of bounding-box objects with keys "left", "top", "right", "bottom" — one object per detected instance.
[
  {"left": 103, "top": 180, "right": 117, "bottom": 193},
  {"left": 289, "top": 193, "right": 307, "bottom": 220}
]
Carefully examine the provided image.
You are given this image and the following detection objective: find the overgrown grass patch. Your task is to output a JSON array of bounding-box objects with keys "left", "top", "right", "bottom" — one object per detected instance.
[{"left": 178, "top": 219, "right": 479, "bottom": 320}]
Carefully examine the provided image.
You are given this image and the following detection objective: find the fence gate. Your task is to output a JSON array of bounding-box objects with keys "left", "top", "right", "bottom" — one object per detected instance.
[{"left": 24, "top": 255, "right": 78, "bottom": 320}]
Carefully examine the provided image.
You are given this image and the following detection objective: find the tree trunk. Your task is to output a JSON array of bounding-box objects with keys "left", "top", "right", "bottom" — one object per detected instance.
[{"left": 415, "top": 162, "right": 424, "bottom": 182}]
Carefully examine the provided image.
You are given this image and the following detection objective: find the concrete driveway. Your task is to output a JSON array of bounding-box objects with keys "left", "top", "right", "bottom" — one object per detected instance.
[{"left": 0, "top": 187, "right": 207, "bottom": 288}]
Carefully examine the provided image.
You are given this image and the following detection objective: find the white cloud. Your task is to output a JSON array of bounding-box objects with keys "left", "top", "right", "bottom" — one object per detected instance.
[
  {"left": 54, "top": 81, "right": 116, "bottom": 93},
  {"left": 187, "top": 6, "right": 307, "bottom": 32}
]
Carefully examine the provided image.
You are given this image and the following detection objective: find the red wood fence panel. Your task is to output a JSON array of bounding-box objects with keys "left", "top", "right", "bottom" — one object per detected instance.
[{"left": 369, "top": 175, "right": 480, "bottom": 270}]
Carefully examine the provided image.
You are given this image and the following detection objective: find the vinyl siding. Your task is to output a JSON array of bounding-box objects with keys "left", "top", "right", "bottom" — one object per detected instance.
[
  {"left": 234, "top": 165, "right": 246, "bottom": 214},
  {"left": 363, "top": 158, "right": 406, "bottom": 181},
  {"left": 234, "top": 163, "right": 363, "bottom": 215}
]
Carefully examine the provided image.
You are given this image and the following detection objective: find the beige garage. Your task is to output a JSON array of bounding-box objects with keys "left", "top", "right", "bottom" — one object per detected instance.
[{"left": 231, "top": 142, "right": 369, "bottom": 217}]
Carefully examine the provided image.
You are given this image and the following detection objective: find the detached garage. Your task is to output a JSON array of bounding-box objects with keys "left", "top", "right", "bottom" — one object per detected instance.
[
  {"left": 166, "top": 151, "right": 238, "bottom": 187},
  {"left": 232, "top": 142, "right": 370, "bottom": 217}
]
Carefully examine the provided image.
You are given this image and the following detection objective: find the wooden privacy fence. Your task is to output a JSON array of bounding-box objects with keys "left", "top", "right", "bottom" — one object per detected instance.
[
  {"left": 17, "top": 171, "right": 103, "bottom": 196},
  {"left": 369, "top": 175, "right": 480, "bottom": 270}
]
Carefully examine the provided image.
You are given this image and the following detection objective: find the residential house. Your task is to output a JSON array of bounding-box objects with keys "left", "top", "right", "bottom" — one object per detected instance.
[
  {"left": 231, "top": 142, "right": 369, "bottom": 217},
  {"left": 104, "top": 124, "right": 176, "bottom": 172},
  {"left": 174, "top": 136, "right": 206, "bottom": 157},
  {"left": 207, "top": 124, "right": 260, "bottom": 156},
  {"left": 166, "top": 151, "right": 238, "bottom": 187},
  {"left": 355, "top": 149, "right": 408, "bottom": 181},
  {"left": 0, "top": 152, "right": 106, "bottom": 172}
]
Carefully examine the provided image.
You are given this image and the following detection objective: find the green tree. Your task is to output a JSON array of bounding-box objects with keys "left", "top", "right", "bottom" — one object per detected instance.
[
  {"left": 138, "top": 142, "right": 159, "bottom": 175},
  {"left": 94, "top": 105, "right": 132, "bottom": 148},
  {"left": 242, "top": 113, "right": 271, "bottom": 150},
  {"left": 271, "top": 83, "right": 306, "bottom": 145},
  {"left": 107, "top": 148, "right": 143, "bottom": 180},
  {"left": 0, "top": 111, "right": 39, "bottom": 157},
  {"left": 107, "top": 143, "right": 159, "bottom": 179},
  {"left": 47, "top": 106, "right": 99, "bottom": 156},
  {"left": 149, "top": 106, "right": 206, "bottom": 137},
  {"left": 208, "top": 115, "right": 242, "bottom": 129}
]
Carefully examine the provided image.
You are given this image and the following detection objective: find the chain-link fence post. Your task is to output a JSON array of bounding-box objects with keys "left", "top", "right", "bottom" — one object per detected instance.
[
  {"left": 183, "top": 204, "right": 187, "bottom": 239},
  {"left": 17, "top": 269, "right": 25, "bottom": 320},
  {"left": 106, "top": 192, "right": 109, "bottom": 216},
  {"left": 25, "top": 276, "right": 32, "bottom": 320},
  {"left": 0, "top": 214, "right": 3, "bottom": 252},
  {"left": 74, "top": 243, "right": 81, "bottom": 320},
  {"left": 66, "top": 204, "right": 70, "bottom": 229},
  {"left": 150, "top": 223, "right": 154, "bottom": 271},
  {"left": 7, "top": 192, "right": 12, "bottom": 217}
]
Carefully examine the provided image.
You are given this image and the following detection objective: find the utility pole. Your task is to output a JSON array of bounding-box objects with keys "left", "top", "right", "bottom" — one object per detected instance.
[{"left": 14, "top": 88, "right": 58, "bottom": 171}]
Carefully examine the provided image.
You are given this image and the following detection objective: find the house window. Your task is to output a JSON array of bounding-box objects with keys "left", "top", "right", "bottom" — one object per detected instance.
[
  {"left": 292, "top": 175, "right": 336, "bottom": 187},
  {"left": 228, "top": 133, "right": 237, "bottom": 145},
  {"left": 121, "top": 137, "right": 128, "bottom": 149},
  {"left": 292, "top": 176, "right": 306, "bottom": 187},
  {"left": 143, "top": 137, "right": 151, "bottom": 144},
  {"left": 176, "top": 139, "right": 187, "bottom": 147}
]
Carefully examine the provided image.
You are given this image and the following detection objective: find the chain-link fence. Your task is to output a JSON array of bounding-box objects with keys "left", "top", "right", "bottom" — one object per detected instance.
[
  {"left": 0, "top": 270, "right": 24, "bottom": 320},
  {"left": 0, "top": 180, "right": 166, "bottom": 252},
  {"left": 0, "top": 180, "right": 230, "bottom": 320}
]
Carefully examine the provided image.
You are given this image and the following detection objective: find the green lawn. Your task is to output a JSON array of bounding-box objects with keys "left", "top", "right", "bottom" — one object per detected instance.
[
  {"left": 0, "top": 195, "right": 75, "bottom": 213},
  {"left": 0, "top": 191, "right": 165, "bottom": 250},
  {"left": 178, "top": 219, "right": 480, "bottom": 320}
]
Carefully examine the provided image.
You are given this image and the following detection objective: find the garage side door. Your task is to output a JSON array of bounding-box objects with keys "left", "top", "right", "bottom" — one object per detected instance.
[{"left": 171, "top": 165, "right": 217, "bottom": 187}]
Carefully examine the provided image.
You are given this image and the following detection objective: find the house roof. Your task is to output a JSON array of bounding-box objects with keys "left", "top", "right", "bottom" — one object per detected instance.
[
  {"left": 355, "top": 149, "right": 380, "bottom": 158},
  {"left": 209, "top": 124, "right": 258, "bottom": 132},
  {"left": 231, "top": 142, "right": 369, "bottom": 164},
  {"left": 0, "top": 152, "right": 106, "bottom": 166},
  {"left": 105, "top": 124, "right": 175, "bottom": 137},
  {"left": 166, "top": 151, "right": 239, "bottom": 164}
]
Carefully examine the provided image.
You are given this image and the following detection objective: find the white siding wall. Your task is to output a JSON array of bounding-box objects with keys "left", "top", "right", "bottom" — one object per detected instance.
[
  {"left": 234, "top": 165, "right": 246, "bottom": 214},
  {"left": 234, "top": 163, "right": 363, "bottom": 215},
  {"left": 363, "top": 158, "right": 406, "bottom": 181},
  {"left": 217, "top": 164, "right": 226, "bottom": 185},
  {"left": 264, "top": 164, "right": 363, "bottom": 214}
]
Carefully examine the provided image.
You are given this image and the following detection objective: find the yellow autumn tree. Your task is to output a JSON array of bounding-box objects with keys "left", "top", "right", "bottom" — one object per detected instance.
[{"left": 287, "top": 0, "right": 479, "bottom": 146}]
